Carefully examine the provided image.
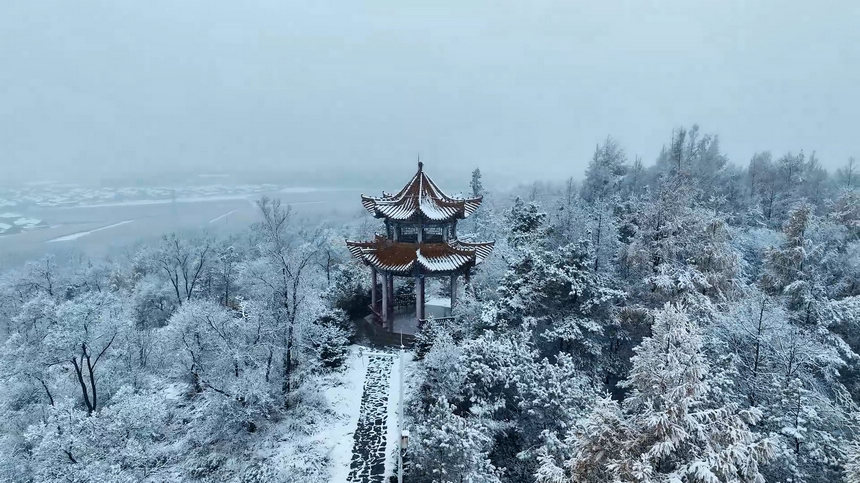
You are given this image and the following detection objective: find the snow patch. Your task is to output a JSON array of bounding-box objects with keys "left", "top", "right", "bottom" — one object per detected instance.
[
  {"left": 47, "top": 220, "right": 134, "bottom": 242},
  {"left": 208, "top": 209, "right": 238, "bottom": 224}
]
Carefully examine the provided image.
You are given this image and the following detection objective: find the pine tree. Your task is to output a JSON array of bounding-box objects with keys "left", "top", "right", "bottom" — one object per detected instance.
[
  {"left": 561, "top": 395, "right": 638, "bottom": 483},
  {"left": 506, "top": 197, "right": 550, "bottom": 248},
  {"left": 578, "top": 304, "right": 772, "bottom": 482},
  {"left": 581, "top": 136, "right": 627, "bottom": 204},
  {"left": 761, "top": 203, "right": 812, "bottom": 298},
  {"left": 411, "top": 396, "right": 501, "bottom": 483},
  {"left": 471, "top": 168, "right": 485, "bottom": 197},
  {"left": 845, "top": 441, "right": 860, "bottom": 483}
]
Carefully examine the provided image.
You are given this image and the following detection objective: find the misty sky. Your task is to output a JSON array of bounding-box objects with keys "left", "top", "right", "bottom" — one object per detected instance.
[{"left": 1, "top": 1, "right": 858, "bottom": 187}]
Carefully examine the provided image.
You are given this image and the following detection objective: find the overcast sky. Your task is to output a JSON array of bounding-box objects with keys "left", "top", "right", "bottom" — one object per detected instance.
[{"left": 1, "top": 0, "right": 858, "bottom": 187}]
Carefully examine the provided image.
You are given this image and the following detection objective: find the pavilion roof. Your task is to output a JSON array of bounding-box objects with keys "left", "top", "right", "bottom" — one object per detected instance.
[
  {"left": 346, "top": 235, "right": 494, "bottom": 274},
  {"left": 361, "top": 162, "right": 482, "bottom": 221}
]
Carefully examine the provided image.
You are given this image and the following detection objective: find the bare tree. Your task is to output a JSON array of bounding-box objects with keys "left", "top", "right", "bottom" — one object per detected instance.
[
  {"left": 837, "top": 157, "right": 856, "bottom": 189},
  {"left": 157, "top": 234, "right": 212, "bottom": 304},
  {"left": 255, "top": 197, "right": 319, "bottom": 406},
  {"left": 71, "top": 333, "right": 117, "bottom": 415}
]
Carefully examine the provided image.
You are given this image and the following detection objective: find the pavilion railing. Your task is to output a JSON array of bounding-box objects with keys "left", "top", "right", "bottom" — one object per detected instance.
[{"left": 418, "top": 316, "right": 455, "bottom": 324}]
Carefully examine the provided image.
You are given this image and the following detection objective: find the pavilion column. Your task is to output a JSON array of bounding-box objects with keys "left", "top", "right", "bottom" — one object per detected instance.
[
  {"left": 381, "top": 272, "right": 390, "bottom": 325},
  {"left": 450, "top": 273, "right": 458, "bottom": 307},
  {"left": 464, "top": 269, "right": 471, "bottom": 294},
  {"left": 387, "top": 275, "right": 395, "bottom": 314},
  {"left": 415, "top": 275, "right": 425, "bottom": 321},
  {"left": 371, "top": 268, "right": 378, "bottom": 313}
]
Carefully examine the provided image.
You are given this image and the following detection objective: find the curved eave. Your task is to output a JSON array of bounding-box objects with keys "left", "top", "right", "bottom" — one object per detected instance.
[
  {"left": 452, "top": 239, "right": 495, "bottom": 263},
  {"left": 360, "top": 195, "right": 378, "bottom": 216},
  {"left": 462, "top": 196, "right": 483, "bottom": 218},
  {"left": 346, "top": 238, "right": 495, "bottom": 274},
  {"left": 359, "top": 195, "right": 483, "bottom": 222},
  {"left": 365, "top": 255, "right": 415, "bottom": 274},
  {"left": 415, "top": 248, "right": 473, "bottom": 272}
]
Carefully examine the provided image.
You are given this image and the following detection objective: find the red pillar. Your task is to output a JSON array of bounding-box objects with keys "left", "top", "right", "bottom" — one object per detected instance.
[
  {"left": 450, "top": 273, "right": 458, "bottom": 307},
  {"left": 415, "top": 275, "right": 425, "bottom": 322},
  {"left": 371, "top": 268, "right": 378, "bottom": 313},
  {"left": 381, "top": 272, "right": 390, "bottom": 326},
  {"left": 387, "top": 275, "right": 395, "bottom": 314}
]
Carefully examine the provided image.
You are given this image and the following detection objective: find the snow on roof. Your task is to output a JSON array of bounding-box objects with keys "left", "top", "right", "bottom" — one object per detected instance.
[
  {"left": 346, "top": 235, "right": 494, "bottom": 274},
  {"left": 360, "top": 162, "right": 482, "bottom": 222}
]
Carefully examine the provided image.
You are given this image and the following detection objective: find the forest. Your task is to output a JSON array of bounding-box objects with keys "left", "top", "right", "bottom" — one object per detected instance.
[{"left": 1, "top": 125, "right": 858, "bottom": 482}]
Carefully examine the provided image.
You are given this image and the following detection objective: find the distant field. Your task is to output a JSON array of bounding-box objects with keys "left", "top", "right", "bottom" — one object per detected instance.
[{"left": 0, "top": 188, "right": 364, "bottom": 267}]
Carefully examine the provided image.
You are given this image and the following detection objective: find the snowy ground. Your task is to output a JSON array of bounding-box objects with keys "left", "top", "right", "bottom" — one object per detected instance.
[
  {"left": 348, "top": 353, "right": 395, "bottom": 482},
  {"left": 390, "top": 301, "right": 452, "bottom": 335},
  {"left": 0, "top": 212, "right": 46, "bottom": 235},
  {"left": 318, "top": 346, "right": 370, "bottom": 482},
  {"left": 319, "top": 346, "right": 414, "bottom": 483}
]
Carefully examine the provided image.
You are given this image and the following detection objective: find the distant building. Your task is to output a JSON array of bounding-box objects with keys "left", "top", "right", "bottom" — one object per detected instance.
[{"left": 347, "top": 162, "right": 494, "bottom": 331}]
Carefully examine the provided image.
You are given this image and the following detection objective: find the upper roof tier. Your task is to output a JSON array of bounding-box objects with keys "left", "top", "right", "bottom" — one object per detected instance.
[{"left": 361, "top": 162, "right": 482, "bottom": 222}]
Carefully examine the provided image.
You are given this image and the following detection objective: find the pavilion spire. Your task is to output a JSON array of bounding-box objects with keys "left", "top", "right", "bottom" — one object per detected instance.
[{"left": 360, "top": 163, "right": 483, "bottom": 221}]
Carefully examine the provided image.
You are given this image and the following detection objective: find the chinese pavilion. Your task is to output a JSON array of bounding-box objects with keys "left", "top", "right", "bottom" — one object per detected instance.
[{"left": 346, "top": 162, "right": 494, "bottom": 329}]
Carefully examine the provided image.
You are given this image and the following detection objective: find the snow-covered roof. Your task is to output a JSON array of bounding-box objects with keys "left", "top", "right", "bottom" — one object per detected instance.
[
  {"left": 360, "top": 162, "right": 482, "bottom": 222},
  {"left": 346, "top": 236, "right": 494, "bottom": 274}
]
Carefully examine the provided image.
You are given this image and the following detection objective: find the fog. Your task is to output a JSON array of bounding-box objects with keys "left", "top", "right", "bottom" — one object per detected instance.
[
  {"left": 2, "top": 4, "right": 860, "bottom": 480},
  {"left": 1, "top": 0, "right": 858, "bottom": 189}
]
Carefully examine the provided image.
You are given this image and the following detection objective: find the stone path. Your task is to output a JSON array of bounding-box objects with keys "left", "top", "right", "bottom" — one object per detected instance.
[{"left": 347, "top": 353, "right": 395, "bottom": 483}]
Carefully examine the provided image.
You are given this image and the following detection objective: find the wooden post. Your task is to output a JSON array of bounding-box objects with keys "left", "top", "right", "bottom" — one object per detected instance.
[
  {"left": 371, "top": 268, "right": 378, "bottom": 313},
  {"left": 381, "top": 272, "right": 390, "bottom": 326},
  {"left": 416, "top": 275, "right": 425, "bottom": 321},
  {"left": 450, "top": 273, "right": 458, "bottom": 307},
  {"left": 388, "top": 275, "right": 395, "bottom": 314}
]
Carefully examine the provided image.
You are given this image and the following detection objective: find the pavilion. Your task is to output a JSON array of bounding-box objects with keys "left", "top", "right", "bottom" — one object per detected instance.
[{"left": 346, "top": 162, "right": 494, "bottom": 331}]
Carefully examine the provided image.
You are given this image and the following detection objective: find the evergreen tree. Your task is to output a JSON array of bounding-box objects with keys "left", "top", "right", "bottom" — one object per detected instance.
[
  {"left": 561, "top": 304, "right": 773, "bottom": 482},
  {"left": 411, "top": 396, "right": 501, "bottom": 483},
  {"left": 506, "top": 197, "right": 550, "bottom": 248},
  {"left": 471, "top": 167, "right": 485, "bottom": 197},
  {"left": 581, "top": 136, "right": 627, "bottom": 203},
  {"left": 845, "top": 441, "right": 860, "bottom": 483}
]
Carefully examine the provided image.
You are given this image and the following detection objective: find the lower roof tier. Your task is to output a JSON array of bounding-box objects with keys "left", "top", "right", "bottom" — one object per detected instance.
[{"left": 346, "top": 235, "right": 494, "bottom": 274}]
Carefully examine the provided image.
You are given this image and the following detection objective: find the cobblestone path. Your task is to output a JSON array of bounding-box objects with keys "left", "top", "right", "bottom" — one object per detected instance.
[{"left": 347, "top": 353, "right": 394, "bottom": 483}]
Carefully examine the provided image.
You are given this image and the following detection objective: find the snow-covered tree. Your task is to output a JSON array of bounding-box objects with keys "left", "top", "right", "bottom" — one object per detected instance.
[
  {"left": 411, "top": 396, "right": 501, "bottom": 483},
  {"left": 506, "top": 197, "right": 550, "bottom": 249},
  {"left": 846, "top": 441, "right": 860, "bottom": 483},
  {"left": 562, "top": 304, "right": 773, "bottom": 482},
  {"left": 581, "top": 136, "right": 627, "bottom": 204}
]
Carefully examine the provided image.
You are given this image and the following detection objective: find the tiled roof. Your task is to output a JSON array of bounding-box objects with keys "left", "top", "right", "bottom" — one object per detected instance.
[
  {"left": 346, "top": 235, "right": 495, "bottom": 274},
  {"left": 361, "top": 162, "right": 482, "bottom": 221}
]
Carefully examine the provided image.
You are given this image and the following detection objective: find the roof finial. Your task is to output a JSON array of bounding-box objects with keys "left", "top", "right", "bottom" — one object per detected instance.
[{"left": 418, "top": 154, "right": 423, "bottom": 172}]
